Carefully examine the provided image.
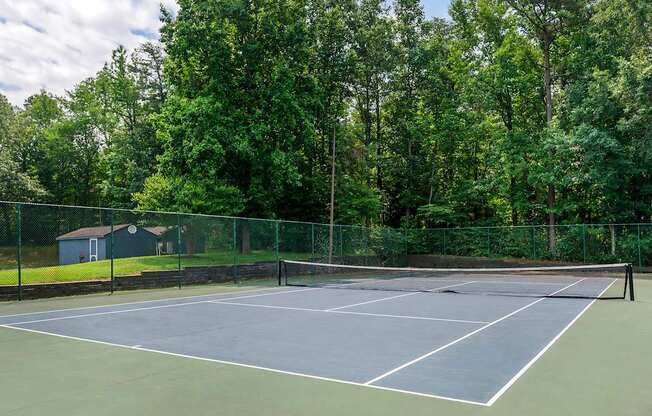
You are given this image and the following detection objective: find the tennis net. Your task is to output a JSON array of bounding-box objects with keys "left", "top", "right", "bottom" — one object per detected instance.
[{"left": 279, "top": 260, "right": 635, "bottom": 300}]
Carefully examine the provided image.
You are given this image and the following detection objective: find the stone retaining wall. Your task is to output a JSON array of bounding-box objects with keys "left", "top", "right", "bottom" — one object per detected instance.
[{"left": 0, "top": 262, "right": 278, "bottom": 301}]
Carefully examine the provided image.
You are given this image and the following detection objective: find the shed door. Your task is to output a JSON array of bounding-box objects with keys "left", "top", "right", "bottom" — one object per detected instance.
[{"left": 89, "top": 238, "right": 98, "bottom": 262}]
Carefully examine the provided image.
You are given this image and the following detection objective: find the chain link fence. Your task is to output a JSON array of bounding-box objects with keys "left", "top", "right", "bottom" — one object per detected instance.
[
  {"left": 407, "top": 224, "right": 652, "bottom": 268},
  {"left": 0, "top": 202, "right": 408, "bottom": 300},
  {"left": 1, "top": 201, "right": 649, "bottom": 300}
]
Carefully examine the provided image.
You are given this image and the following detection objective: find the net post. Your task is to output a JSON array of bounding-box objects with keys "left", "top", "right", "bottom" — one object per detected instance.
[
  {"left": 628, "top": 264, "right": 635, "bottom": 301},
  {"left": 176, "top": 214, "right": 182, "bottom": 289},
  {"left": 110, "top": 210, "right": 114, "bottom": 294},
  {"left": 622, "top": 264, "right": 629, "bottom": 299},
  {"left": 277, "top": 260, "right": 282, "bottom": 286},
  {"left": 16, "top": 203, "right": 22, "bottom": 301}
]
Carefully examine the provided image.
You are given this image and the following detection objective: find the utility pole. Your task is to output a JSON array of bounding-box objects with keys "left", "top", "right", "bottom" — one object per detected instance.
[{"left": 328, "top": 119, "right": 338, "bottom": 263}]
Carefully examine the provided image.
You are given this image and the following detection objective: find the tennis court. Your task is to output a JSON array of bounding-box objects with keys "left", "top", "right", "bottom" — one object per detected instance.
[{"left": 0, "top": 261, "right": 635, "bottom": 408}]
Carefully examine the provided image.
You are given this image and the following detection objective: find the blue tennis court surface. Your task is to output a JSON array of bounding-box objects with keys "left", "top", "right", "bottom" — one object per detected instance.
[{"left": 0, "top": 279, "right": 616, "bottom": 406}]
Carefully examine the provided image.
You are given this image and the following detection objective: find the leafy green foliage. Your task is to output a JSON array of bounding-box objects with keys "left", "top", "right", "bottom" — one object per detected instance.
[
  {"left": 0, "top": 152, "right": 48, "bottom": 202},
  {"left": 2, "top": 0, "right": 651, "bottom": 231}
]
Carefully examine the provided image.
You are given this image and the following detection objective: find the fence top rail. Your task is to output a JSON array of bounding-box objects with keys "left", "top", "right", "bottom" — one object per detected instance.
[
  {"left": 3, "top": 200, "right": 650, "bottom": 234},
  {"left": 418, "top": 223, "right": 652, "bottom": 231},
  {"left": 0, "top": 201, "right": 384, "bottom": 231}
]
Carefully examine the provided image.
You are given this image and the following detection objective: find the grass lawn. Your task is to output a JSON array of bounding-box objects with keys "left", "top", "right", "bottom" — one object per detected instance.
[{"left": 0, "top": 250, "right": 311, "bottom": 285}]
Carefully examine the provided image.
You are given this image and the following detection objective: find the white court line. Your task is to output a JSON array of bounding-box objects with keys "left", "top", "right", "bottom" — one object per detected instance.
[
  {"left": 464, "top": 280, "right": 578, "bottom": 286},
  {"left": 0, "top": 286, "right": 290, "bottom": 319},
  {"left": 4, "top": 300, "right": 216, "bottom": 326},
  {"left": 2, "top": 287, "right": 318, "bottom": 326},
  {"left": 363, "top": 278, "right": 587, "bottom": 386},
  {"left": 484, "top": 278, "right": 618, "bottom": 406},
  {"left": 208, "top": 300, "right": 489, "bottom": 325},
  {"left": 336, "top": 310, "right": 488, "bottom": 325},
  {"left": 326, "top": 292, "right": 419, "bottom": 311},
  {"left": 0, "top": 324, "right": 488, "bottom": 407},
  {"left": 210, "top": 287, "right": 321, "bottom": 302},
  {"left": 325, "top": 281, "right": 478, "bottom": 311}
]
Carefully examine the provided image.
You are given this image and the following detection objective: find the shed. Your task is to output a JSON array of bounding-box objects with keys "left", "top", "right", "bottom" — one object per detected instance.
[{"left": 56, "top": 224, "right": 161, "bottom": 265}]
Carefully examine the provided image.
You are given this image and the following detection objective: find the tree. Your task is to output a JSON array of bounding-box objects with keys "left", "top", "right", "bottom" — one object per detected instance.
[
  {"left": 450, "top": 0, "right": 543, "bottom": 225},
  {"left": 0, "top": 94, "right": 15, "bottom": 148},
  {"left": 146, "top": 0, "right": 327, "bottom": 220},
  {"left": 98, "top": 45, "right": 166, "bottom": 208},
  {"left": 383, "top": 0, "right": 430, "bottom": 224},
  {"left": 2, "top": 0, "right": 650, "bottom": 236},
  {"left": 7, "top": 92, "right": 62, "bottom": 179},
  {"left": 504, "top": 0, "right": 586, "bottom": 251},
  {"left": 350, "top": 0, "right": 394, "bottom": 190},
  {"left": 0, "top": 151, "right": 48, "bottom": 201}
]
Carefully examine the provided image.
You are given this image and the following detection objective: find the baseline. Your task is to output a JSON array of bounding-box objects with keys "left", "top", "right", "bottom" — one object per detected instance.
[{"left": 0, "top": 310, "right": 488, "bottom": 407}]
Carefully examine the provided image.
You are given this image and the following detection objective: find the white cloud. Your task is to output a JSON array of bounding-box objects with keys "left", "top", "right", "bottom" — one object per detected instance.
[
  {"left": 0, "top": 0, "right": 177, "bottom": 107},
  {"left": 0, "top": 0, "right": 450, "bottom": 107}
]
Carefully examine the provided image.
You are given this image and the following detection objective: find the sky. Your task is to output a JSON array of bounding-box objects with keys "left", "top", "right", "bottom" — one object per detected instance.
[{"left": 0, "top": 0, "right": 451, "bottom": 107}]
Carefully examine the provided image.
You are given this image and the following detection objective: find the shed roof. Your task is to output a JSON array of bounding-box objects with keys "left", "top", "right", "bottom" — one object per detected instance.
[
  {"left": 56, "top": 224, "right": 164, "bottom": 241},
  {"left": 143, "top": 226, "right": 171, "bottom": 236}
]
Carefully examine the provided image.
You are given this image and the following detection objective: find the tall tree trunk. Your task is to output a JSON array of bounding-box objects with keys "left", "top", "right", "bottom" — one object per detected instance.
[{"left": 428, "top": 162, "right": 436, "bottom": 205}]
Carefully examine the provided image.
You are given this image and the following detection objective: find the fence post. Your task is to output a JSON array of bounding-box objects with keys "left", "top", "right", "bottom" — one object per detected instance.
[
  {"left": 531, "top": 226, "right": 536, "bottom": 259},
  {"left": 364, "top": 226, "right": 369, "bottom": 265},
  {"left": 404, "top": 227, "right": 410, "bottom": 260},
  {"left": 487, "top": 227, "right": 491, "bottom": 257},
  {"left": 637, "top": 224, "right": 642, "bottom": 268},
  {"left": 110, "top": 211, "right": 114, "bottom": 294},
  {"left": 275, "top": 220, "right": 280, "bottom": 261},
  {"left": 233, "top": 218, "right": 238, "bottom": 283},
  {"left": 582, "top": 224, "right": 587, "bottom": 263},
  {"left": 311, "top": 223, "right": 315, "bottom": 260},
  {"left": 442, "top": 228, "right": 447, "bottom": 255},
  {"left": 16, "top": 203, "right": 22, "bottom": 301},
  {"left": 275, "top": 220, "right": 280, "bottom": 278},
  {"left": 176, "top": 214, "right": 182, "bottom": 289},
  {"left": 339, "top": 225, "right": 343, "bottom": 259}
]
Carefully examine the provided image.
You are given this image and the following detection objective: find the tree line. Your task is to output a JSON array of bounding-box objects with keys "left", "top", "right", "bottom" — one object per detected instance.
[{"left": 0, "top": 0, "right": 650, "bottom": 252}]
